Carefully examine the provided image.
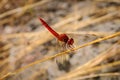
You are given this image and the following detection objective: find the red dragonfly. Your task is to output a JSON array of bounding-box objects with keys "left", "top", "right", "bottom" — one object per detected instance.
[{"left": 39, "top": 18, "right": 75, "bottom": 72}]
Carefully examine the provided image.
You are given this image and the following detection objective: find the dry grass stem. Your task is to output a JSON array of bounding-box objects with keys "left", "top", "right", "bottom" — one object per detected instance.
[
  {"left": 0, "top": 0, "right": 51, "bottom": 19},
  {"left": 71, "top": 72, "right": 120, "bottom": 80},
  {"left": 65, "top": 31, "right": 113, "bottom": 37}
]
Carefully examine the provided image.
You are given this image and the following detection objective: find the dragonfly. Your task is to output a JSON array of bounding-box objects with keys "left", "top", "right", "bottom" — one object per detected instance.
[{"left": 39, "top": 18, "right": 75, "bottom": 72}]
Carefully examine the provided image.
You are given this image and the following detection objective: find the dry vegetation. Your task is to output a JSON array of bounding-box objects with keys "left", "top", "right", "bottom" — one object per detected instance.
[{"left": 0, "top": 0, "right": 120, "bottom": 80}]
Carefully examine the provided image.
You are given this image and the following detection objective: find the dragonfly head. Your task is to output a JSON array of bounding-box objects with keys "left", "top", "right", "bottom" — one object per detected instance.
[{"left": 67, "top": 38, "right": 74, "bottom": 45}]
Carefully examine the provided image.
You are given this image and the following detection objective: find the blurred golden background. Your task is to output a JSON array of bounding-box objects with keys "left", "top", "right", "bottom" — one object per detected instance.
[{"left": 0, "top": 0, "right": 120, "bottom": 80}]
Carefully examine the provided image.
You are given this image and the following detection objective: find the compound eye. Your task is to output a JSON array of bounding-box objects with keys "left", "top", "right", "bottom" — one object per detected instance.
[{"left": 68, "top": 38, "right": 74, "bottom": 45}]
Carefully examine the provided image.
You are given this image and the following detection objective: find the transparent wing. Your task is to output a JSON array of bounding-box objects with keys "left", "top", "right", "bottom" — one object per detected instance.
[{"left": 55, "top": 40, "right": 75, "bottom": 72}]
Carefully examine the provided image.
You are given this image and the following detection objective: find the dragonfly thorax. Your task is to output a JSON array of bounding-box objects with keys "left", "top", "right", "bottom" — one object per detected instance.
[
  {"left": 58, "top": 34, "right": 69, "bottom": 43},
  {"left": 58, "top": 34, "right": 74, "bottom": 46}
]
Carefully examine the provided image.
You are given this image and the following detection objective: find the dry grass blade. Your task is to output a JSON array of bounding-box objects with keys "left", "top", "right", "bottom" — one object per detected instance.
[
  {"left": 0, "top": 32, "right": 41, "bottom": 40},
  {"left": 0, "top": 0, "right": 51, "bottom": 19},
  {"left": 95, "top": 0, "right": 120, "bottom": 3},
  {"left": 56, "top": 61, "right": 120, "bottom": 80},
  {"left": 0, "top": 72, "right": 14, "bottom": 80},
  {"left": 71, "top": 32, "right": 120, "bottom": 51},
  {"left": 0, "top": 0, "right": 8, "bottom": 9},
  {"left": 0, "top": 32, "right": 120, "bottom": 79},
  {"left": 71, "top": 72, "right": 120, "bottom": 80},
  {"left": 65, "top": 31, "right": 113, "bottom": 37},
  {"left": 73, "top": 10, "right": 119, "bottom": 30}
]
